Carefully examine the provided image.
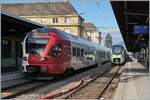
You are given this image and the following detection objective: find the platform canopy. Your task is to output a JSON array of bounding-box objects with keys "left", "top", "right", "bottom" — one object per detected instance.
[
  {"left": 111, "top": 1, "right": 149, "bottom": 52},
  {"left": 1, "top": 12, "right": 46, "bottom": 38}
]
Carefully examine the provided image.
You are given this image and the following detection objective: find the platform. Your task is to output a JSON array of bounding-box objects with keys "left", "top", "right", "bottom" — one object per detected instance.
[
  {"left": 113, "top": 60, "right": 150, "bottom": 100},
  {"left": 1, "top": 71, "right": 30, "bottom": 89}
]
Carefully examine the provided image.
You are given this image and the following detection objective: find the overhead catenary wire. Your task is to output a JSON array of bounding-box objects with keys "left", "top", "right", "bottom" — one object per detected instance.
[
  {"left": 95, "top": 0, "right": 117, "bottom": 34},
  {"left": 95, "top": 0, "right": 124, "bottom": 46}
]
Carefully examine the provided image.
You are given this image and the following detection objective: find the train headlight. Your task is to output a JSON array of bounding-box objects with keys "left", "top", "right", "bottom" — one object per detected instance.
[{"left": 40, "top": 57, "right": 48, "bottom": 61}]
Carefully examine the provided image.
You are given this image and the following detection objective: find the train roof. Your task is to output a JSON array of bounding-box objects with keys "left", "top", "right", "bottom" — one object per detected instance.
[
  {"left": 55, "top": 28, "right": 110, "bottom": 51},
  {"left": 31, "top": 28, "right": 110, "bottom": 52},
  {"left": 57, "top": 29, "right": 99, "bottom": 48}
]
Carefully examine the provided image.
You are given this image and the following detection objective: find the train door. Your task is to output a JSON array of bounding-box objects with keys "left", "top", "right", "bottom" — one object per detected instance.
[
  {"left": 101, "top": 51, "right": 104, "bottom": 62},
  {"left": 98, "top": 50, "right": 102, "bottom": 63},
  {"left": 71, "top": 42, "right": 79, "bottom": 69},
  {"left": 62, "top": 41, "right": 71, "bottom": 68},
  {"left": 84, "top": 46, "right": 88, "bottom": 62},
  {"left": 77, "top": 47, "right": 80, "bottom": 62},
  {"left": 72, "top": 47, "right": 77, "bottom": 64},
  {"left": 88, "top": 48, "right": 95, "bottom": 63}
]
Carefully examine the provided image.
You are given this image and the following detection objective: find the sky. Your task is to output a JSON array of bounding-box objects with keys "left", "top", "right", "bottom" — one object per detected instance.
[{"left": 0, "top": 0, "right": 124, "bottom": 46}]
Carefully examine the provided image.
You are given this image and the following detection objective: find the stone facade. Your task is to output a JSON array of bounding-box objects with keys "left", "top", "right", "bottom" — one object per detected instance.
[
  {"left": 84, "top": 22, "right": 101, "bottom": 44},
  {"left": 2, "top": 2, "right": 84, "bottom": 37}
]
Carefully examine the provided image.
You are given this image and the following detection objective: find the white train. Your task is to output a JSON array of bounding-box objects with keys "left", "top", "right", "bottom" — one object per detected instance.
[{"left": 111, "top": 45, "right": 127, "bottom": 65}]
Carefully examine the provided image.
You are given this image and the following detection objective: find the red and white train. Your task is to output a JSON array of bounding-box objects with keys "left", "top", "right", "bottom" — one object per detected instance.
[{"left": 22, "top": 28, "right": 111, "bottom": 75}]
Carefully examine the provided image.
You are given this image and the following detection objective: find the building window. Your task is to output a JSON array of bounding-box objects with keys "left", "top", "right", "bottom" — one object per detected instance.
[
  {"left": 52, "top": 17, "right": 58, "bottom": 23},
  {"left": 64, "top": 17, "right": 70, "bottom": 23},
  {"left": 41, "top": 18, "right": 47, "bottom": 24},
  {"left": 2, "top": 39, "right": 11, "bottom": 58}
]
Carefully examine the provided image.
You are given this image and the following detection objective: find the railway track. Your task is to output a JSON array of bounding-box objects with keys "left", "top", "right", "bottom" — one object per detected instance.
[
  {"left": 1, "top": 65, "right": 98, "bottom": 99},
  {"left": 1, "top": 66, "right": 98, "bottom": 99},
  {"left": 1, "top": 62, "right": 112, "bottom": 99},
  {"left": 18, "top": 65, "right": 109, "bottom": 99},
  {"left": 61, "top": 65, "right": 121, "bottom": 99}
]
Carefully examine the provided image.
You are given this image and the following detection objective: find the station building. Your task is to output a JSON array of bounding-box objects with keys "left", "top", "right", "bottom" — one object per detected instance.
[
  {"left": 84, "top": 22, "right": 101, "bottom": 44},
  {"left": 2, "top": 2, "right": 85, "bottom": 38}
]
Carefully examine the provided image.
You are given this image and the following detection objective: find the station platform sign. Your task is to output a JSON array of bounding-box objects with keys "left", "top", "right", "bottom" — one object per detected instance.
[{"left": 133, "top": 25, "right": 149, "bottom": 35}]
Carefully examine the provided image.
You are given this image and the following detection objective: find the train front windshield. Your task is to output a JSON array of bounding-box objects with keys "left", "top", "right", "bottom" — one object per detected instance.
[
  {"left": 26, "top": 37, "right": 48, "bottom": 54},
  {"left": 112, "top": 45, "right": 123, "bottom": 55}
]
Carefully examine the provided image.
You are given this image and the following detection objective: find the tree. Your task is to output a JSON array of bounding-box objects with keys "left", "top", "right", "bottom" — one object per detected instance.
[{"left": 104, "top": 33, "right": 112, "bottom": 48}]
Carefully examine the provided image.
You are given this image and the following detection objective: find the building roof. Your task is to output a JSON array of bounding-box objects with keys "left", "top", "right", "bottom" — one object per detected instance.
[
  {"left": 1, "top": 2, "right": 80, "bottom": 16},
  {"left": 84, "top": 22, "right": 97, "bottom": 31},
  {"left": 2, "top": 11, "right": 46, "bottom": 28}
]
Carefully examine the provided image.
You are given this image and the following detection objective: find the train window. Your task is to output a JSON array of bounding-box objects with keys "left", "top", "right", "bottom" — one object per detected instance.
[
  {"left": 85, "top": 51, "right": 87, "bottom": 55},
  {"left": 100, "top": 52, "right": 102, "bottom": 58},
  {"left": 112, "top": 45, "right": 124, "bottom": 55},
  {"left": 72, "top": 47, "right": 76, "bottom": 56},
  {"left": 102, "top": 52, "right": 105, "bottom": 58},
  {"left": 107, "top": 52, "right": 110, "bottom": 57},
  {"left": 91, "top": 51, "right": 94, "bottom": 55},
  {"left": 26, "top": 37, "right": 48, "bottom": 54},
  {"left": 81, "top": 49, "right": 84, "bottom": 57},
  {"left": 50, "top": 44, "right": 62, "bottom": 57},
  {"left": 77, "top": 48, "right": 80, "bottom": 57},
  {"left": 92, "top": 51, "right": 94, "bottom": 54},
  {"left": 99, "top": 52, "right": 101, "bottom": 58},
  {"left": 99, "top": 51, "right": 101, "bottom": 57}
]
